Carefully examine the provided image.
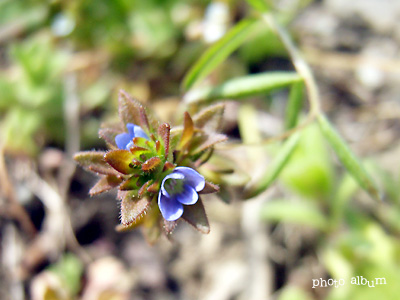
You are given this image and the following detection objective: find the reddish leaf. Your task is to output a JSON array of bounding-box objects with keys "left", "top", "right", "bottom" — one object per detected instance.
[
  {"left": 98, "top": 127, "right": 121, "bottom": 149},
  {"left": 142, "top": 157, "right": 162, "bottom": 172},
  {"left": 146, "top": 181, "right": 160, "bottom": 193},
  {"left": 178, "top": 112, "right": 194, "bottom": 149},
  {"left": 193, "top": 103, "right": 224, "bottom": 130},
  {"left": 163, "top": 219, "right": 177, "bottom": 235},
  {"left": 119, "top": 191, "right": 152, "bottom": 226},
  {"left": 139, "top": 105, "right": 150, "bottom": 131},
  {"left": 118, "top": 90, "right": 144, "bottom": 127},
  {"left": 199, "top": 181, "right": 220, "bottom": 194},
  {"left": 192, "top": 133, "right": 227, "bottom": 154},
  {"left": 138, "top": 180, "right": 153, "bottom": 197},
  {"left": 163, "top": 161, "right": 175, "bottom": 172},
  {"left": 104, "top": 150, "right": 135, "bottom": 175},
  {"left": 119, "top": 176, "right": 140, "bottom": 191},
  {"left": 89, "top": 176, "right": 123, "bottom": 196},
  {"left": 74, "top": 151, "right": 120, "bottom": 176},
  {"left": 118, "top": 89, "right": 159, "bottom": 132},
  {"left": 182, "top": 198, "right": 210, "bottom": 234},
  {"left": 158, "top": 123, "right": 171, "bottom": 157}
]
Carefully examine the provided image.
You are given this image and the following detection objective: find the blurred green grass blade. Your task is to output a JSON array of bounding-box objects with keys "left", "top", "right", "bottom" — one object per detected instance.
[
  {"left": 184, "top": 71, "right": 302, "bottom": 104},
  {"left": 182, "top": 18, "right": 259, "bottom": 91},
  {"left": 260, "top": 199, "right": 328, "bottom": 230},
  {"left": 245, "top": 0, "right": 271, "bottom": 12},
  {"left": 285, "top": 81, "right": 304, "bottom": 130},
  {"left": 244, "top": 132, "right": 300, "bottom": 198},
  {"left": 318, "top": 114, "right": 381, "bottom": 201}
]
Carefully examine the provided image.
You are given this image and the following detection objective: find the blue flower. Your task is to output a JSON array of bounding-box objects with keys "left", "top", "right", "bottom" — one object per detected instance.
[
  {"left": 115, "top": 123, "right": 149, "bottom": 150},
  {"left": 158, "top": 167, "right": 205, "bottom": 221}
]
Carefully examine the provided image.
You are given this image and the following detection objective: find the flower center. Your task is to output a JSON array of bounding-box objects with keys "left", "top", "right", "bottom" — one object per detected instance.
[{"left": 164, "top": 178, "right": 184, "bottom": 195}]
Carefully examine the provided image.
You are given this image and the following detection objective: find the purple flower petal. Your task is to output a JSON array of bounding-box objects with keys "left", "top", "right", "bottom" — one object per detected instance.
[
  {"left": 160, "top": 172, "right": 185, "bottom": 197},
  {"left": 176, "top": 184, "right": 198, "bottom": 205},
  {"left": 127, "top": 123, "right": 149, "bottom": 139},
  {"left": 115, "top": 133, "right": 132, "bottom": 150},
  {"left": 134, "top": 126, "right": 149, "bottom": 139},
  {"left": 158, "top": 193, "right": 184, "bottom": 221},
  {"left": 175, "top": 167, "right": 205, "bottom": 191}
]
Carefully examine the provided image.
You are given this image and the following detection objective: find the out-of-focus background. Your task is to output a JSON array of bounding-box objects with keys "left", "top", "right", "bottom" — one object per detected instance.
[{"left": 1, "top": 0, "right": 400, "bottom": 299}]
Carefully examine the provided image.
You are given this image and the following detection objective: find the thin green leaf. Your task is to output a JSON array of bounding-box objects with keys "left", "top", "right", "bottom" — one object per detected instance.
[
  {"left": 260, "top": 200, "right": 328, "bottom": 230},
  {"left": 245, "top": 0, "right": 271, "bottom": 12},
  {"left": 318, "top": 114, "right": 381, "bottom": 201},
  {"left": 285, "top": 81, "right": 304, "bottom": 130},
  {"left": 244, "top": 133, "right": 300, "bottom": 198},
  {"left": 184, "top": 72, "right": 302, "bottom": 104},
  {"left": 182, "top": 18, "right": 259, "bottom": 90}
]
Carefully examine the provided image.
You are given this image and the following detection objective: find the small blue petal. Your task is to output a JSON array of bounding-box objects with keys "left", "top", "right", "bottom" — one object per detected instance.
[
  {"left": 115, "top": 133, "right": 132, "bottom": 150},
  {"left": 127, "top": 123, "right": 149, "bottom": 140},
  {"left": 174, "top": 167, "right": 205, "bottom": 191},
  {"left": 176, "top": 184, "right": 198, "bottom": 205},
  {"left": 160, "top": 172, "right": 185, "bottom": 197},
  {"left": 134, "top": 126, "right": 149, "bottom": 139},
  {"left": 158, "top": 193, "right": 184, "bottom": 221}
]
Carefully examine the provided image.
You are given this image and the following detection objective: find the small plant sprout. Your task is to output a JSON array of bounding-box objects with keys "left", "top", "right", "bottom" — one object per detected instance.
[{"left": 74, "top": 90, "right": 225, "bottom": 242}]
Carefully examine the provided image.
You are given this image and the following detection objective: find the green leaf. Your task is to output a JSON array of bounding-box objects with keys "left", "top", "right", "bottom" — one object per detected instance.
[
  {"left": 278, "top": 286, "right": 313, "bottom": 300},
  {"left": 182, "top": 18, "right": 259, "bottom": 90},
  {"left": 318, "top": 114, "right": 381, "bottom": 201},
  {"left": 285, "top": 82, "right": 304, "bottom": 129},
  {"left": 245, "top": 0, "right": 271, "bottom": 12},
  {"left": 260, "top": 199, "right": 328, "bottom": 230},
  {"left": 48, "top": 253, "right": 83, "bottom": 297},
  {"left": 280, "top": 123, "right": 334, "bottom": 199},
  {"left": 184, "top": 72, "right": 302, "bottom": 104},
  {"left": 104, "top": 150, "right": 136, "bottom": 175},
  {"left": 244, "top": 133, "right": 300, "bottom": 198}
]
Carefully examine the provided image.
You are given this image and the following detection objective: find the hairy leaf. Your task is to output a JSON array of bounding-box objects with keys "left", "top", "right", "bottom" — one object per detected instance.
[
  {"left": 158, "top": 123, "right": 171, "bottom": 158},
  {"left": 163, "top": 219, "right": 178, "bottom": 235},
  {"left": 142, "top": 157, "right": 162, "bottom": 172},
  {"left": 119, "top": 191, "right": 152, "bottom": 226},
  {"left": 179, "top": 112, "right": 194, "bottom": 149},
  {"left": 104, "top": 150, "right": 135, "bottom": 175},
  {"left": 74, "top": 151, "right": 120, "bottom": 176},
  {"left": 199, "top": 181, "right": 220, "bottom": 194},
  {"left": 193, "top": 103, "right": 225, "bottom": 131},
  {"left": 89, "top": 176, "right": 123, "bottom": 196},
  {"left": 191, "top": 133, "right": 227, "bottom": 154},
  {"left": 182, "top": 198, "right": 210, "bottom": 234},
  {"left": 118, "top": 89, "right": 145, "bottom": 127}
]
